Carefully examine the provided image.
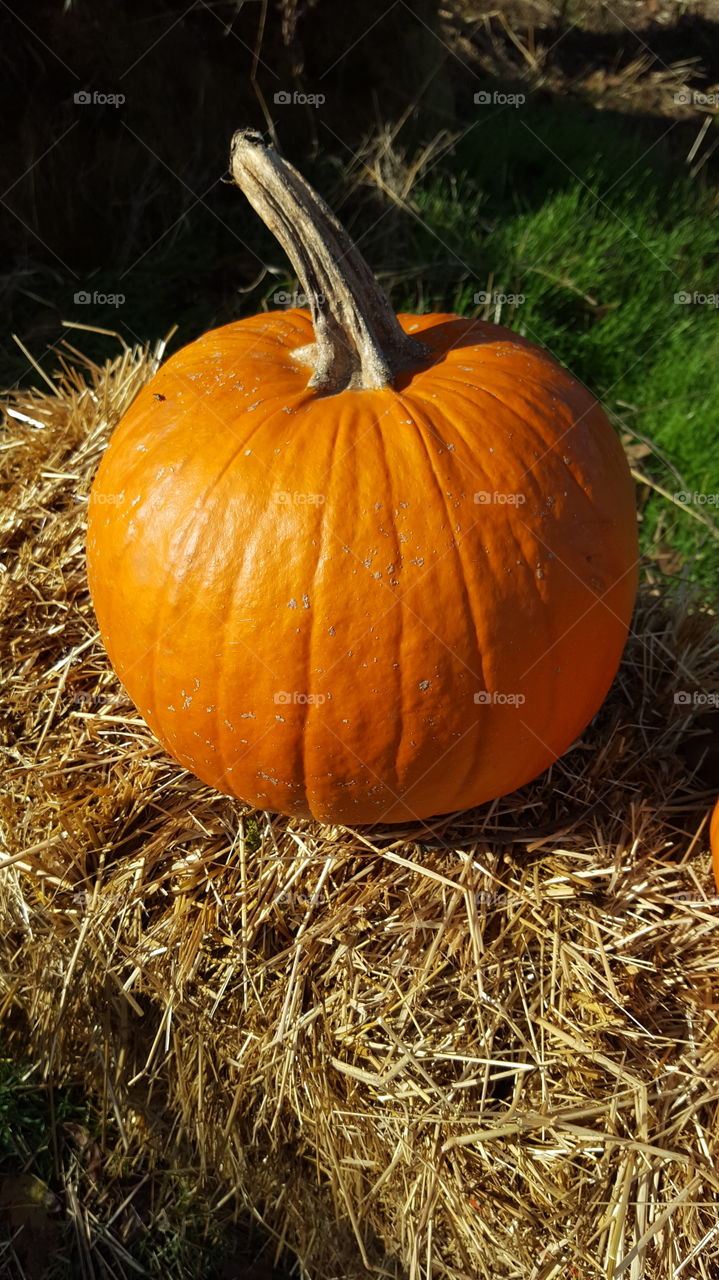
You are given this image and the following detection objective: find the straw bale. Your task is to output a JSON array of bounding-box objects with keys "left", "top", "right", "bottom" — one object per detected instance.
[{"left": 1, "top": 338, "right": 718, "bottom": 1278}]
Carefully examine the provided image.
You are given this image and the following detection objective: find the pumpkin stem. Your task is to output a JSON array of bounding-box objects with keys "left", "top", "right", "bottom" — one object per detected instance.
[{"left": 230, "top": 129, "right": 430, "bottom": 394}]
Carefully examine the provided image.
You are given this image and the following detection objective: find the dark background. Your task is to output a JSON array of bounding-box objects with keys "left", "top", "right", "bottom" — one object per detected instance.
[{"left": 2, "top": 0, "right": 718, "bottom": 384}]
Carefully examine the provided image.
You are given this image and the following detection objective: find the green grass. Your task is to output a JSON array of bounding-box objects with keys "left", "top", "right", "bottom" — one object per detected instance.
[
  {"left": 0, "top": 1060, "right": 89, "bottom": 1183},
  {"left": 367, "top": 104, "right": 719, "bottom": 596}
]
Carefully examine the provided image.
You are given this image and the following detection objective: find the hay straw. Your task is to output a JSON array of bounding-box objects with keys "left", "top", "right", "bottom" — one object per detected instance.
[{"left": 1, "top": 339, "right": 718, "bottom": 1279}]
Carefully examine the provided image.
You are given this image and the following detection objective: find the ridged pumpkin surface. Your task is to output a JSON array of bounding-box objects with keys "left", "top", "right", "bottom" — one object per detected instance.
[{"left": 86, "top": 310, "right": 638, "bottom": 824}]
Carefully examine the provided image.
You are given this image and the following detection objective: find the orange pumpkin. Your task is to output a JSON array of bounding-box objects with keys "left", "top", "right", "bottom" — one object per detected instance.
[
  {"left": 711, "top": 800, "right": 719, "bottom": 892},
  {"left": 86, "top": 130, "right": 639, "bottom": 825}
]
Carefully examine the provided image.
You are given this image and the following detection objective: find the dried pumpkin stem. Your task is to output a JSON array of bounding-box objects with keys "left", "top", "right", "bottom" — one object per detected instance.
[{"left": 230, "top": 129, "right": 429, "bottom": 395}]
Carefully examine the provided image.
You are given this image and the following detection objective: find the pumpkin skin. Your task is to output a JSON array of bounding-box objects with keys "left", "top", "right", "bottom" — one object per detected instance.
[
  {"left": 711, "top": 800, "right": 719, "bottom": 893},
  {"left": 86, "top": 307, "right": 639, "bottom": 825}
]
